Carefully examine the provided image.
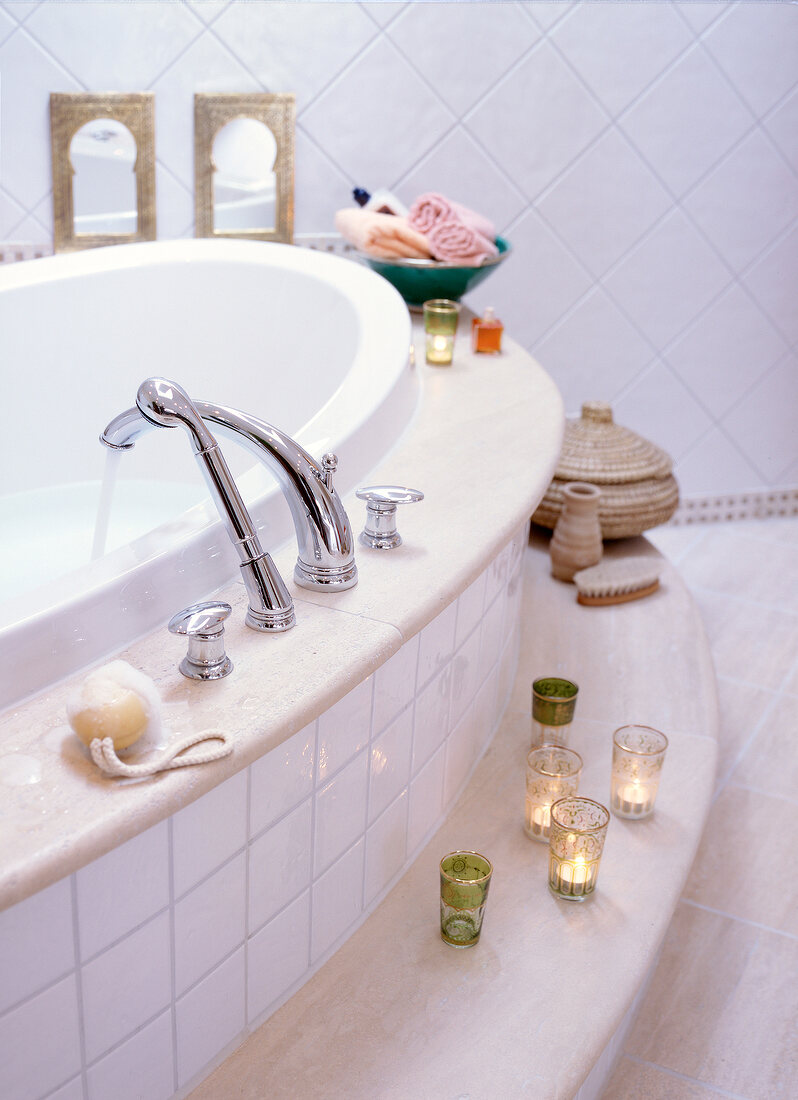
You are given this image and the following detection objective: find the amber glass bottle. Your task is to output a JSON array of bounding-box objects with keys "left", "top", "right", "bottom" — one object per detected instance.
[{"left": 471, "top": 306, "right": 503, "bottom": 353}]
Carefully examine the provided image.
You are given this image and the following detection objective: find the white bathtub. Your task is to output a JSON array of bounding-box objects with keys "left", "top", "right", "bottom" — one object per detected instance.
[{"left": 0, "top": 239, "right": 415, "bottom": 709}]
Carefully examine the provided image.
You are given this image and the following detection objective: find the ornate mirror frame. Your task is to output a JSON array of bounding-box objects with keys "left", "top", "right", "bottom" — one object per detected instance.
[
  {"left": 50, "top": 92, "right": 156, "bottom": 253},
  {"left": 194, "top": 92, "right": 295, "bottom": 244}
]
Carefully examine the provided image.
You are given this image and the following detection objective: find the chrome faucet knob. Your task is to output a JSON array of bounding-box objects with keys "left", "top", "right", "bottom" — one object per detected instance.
[
  {"left": 321, "top": 452, "right": 338, "bottom": 492},
  {"left": 355, "top": 485, "right": 424, "bottom": 550},
  {"left": 168, "top": 601, "right": 233, "bottom": 681}
]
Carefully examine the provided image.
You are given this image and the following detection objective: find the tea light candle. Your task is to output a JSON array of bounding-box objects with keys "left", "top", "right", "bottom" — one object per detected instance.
[
  {"left": 548, "top": 798, "right": 610, "bottom": 902},
  {"left": 524, "top": 746, "right": 583, "bottom": 843},
  {"left": 610, "top": 725, "right": 668, "bottom": 819},
  {"left": 423, "top": 298, "right": 461, "bottom": 366}
]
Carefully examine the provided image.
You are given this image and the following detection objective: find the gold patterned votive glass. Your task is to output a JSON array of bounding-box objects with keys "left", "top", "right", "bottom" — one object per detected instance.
[
  {"left": 525, "top": 746, "right": 583, "bottom": 843},
  {"left": 548, "top": 797, "right": 610, "bottom": 902},
  {"left": 439, "top": 851, "right": 493, "bottom": 948},
  {"left": 611, "top": 724, "right": 668, "bottom": 819},
  {"left": 424, "top": 298, "right": 461, "bottom": 365},
  {"left": 531, "top": 677, "right": 579, "bottom": 747}
]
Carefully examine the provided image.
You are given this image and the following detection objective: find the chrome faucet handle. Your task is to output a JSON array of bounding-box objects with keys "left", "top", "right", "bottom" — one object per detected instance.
[
  {"left": 355, "top": 485, "right": 424, "bottom": 550},
  {"left": 321, "top": 452, "right": 338, "bottom": 492},
  {"left": 168, "top": 601, "right": 233, "bottom": 681}
]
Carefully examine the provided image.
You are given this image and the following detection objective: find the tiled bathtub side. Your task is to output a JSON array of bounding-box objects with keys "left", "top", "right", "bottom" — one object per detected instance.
[{"left": 0, "top": 526, "right": 527, "bottom": 1100}]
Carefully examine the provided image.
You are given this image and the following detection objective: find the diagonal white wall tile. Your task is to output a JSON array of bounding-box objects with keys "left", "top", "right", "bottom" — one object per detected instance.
[
  {"left": 387, "top": 2, "right": 539, "bottom": 118},
  {"left": 618, "top": 42, "right": 754, "bottom": 197},
  {"left": 533, "top": 287, "right": 654, "bottom": 416},
  {"left": 396, "top": 126, "right": 527, "bottom": 233},
  {"left": 525, "top": 2, "right": 575, "bottom": 34},
  {"left": 301, "top": 36, "right": 455, "bottom": 188},
  {"left": 674, "top": 426, "right": 766, "bottom": 497},
  {"left": 359, "top": 3, "right": 408, "bottom": 31},
  {"left": 0, "top": 7, "right": 15, "bottom": 45},
  {"left": 762, "top": 86, "right": 798, "bottom": 175},
  {"left": 721, "top": 351, "right": 798, "bottom": 484},
  {"left": 664, "top": 283, "right": 789, "bottom": 421},
  {"left": 703, "top": 2, "right": 798, "bottom": 118},
  {"left": 25, "top": 1, "right": 201, "bottom": 89},
  {"left": 538, "top": 127, "right": 672, "bottom": 277},
  {"left": 213, "top": 0, "right": 377, "bottom": 107},
  {"left": 684, "top": 128, "right": 798, "bottom": 273},
  {"left": 552, "top": 0, "right": 692, "bottom": 117},
  {"left": 465, "top": 39, "right": 609, "bottom": 200},
  {"left": 603, "top": 209, "right": 731, "bottom": 349},
  {"left": 742, "top": 223, "right": 798, "bottom": 347},
  {"left": 294, "top": 128, "right": 356, "bottom": 234},
  {"left": 614, "top": 359, "right": 714, "bottom": 462}
]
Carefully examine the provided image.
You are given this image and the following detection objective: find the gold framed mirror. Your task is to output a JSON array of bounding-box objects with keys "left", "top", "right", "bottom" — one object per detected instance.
[
  {"left": 50, "top": 92, "right": 156, "bottom": 253},
  {"left": 194, "top": 93, "right": 295, "bottom": 244}
]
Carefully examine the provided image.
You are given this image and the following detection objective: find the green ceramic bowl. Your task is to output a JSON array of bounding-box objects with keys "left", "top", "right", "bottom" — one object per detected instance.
[{"left": 358, "top": 237, "right": 511, "bottom": 309}]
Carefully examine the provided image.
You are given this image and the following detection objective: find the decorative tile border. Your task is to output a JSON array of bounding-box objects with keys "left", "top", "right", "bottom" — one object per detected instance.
[{"left": 671, "top": 487, "right": 798, "bottom": 526}]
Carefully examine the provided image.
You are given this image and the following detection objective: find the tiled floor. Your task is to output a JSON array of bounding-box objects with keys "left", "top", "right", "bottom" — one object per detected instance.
[{"left": 601, "top": 517, "right": 798, "bottom": 1100}]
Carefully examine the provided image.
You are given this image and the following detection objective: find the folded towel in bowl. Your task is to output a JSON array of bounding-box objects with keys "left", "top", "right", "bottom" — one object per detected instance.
[
  {"left": 426, "top": 219, "right": 499, "bottom": 265},
  {"left": 408, "top": 191, "right": 496, "bottom": 243},
  {"left": 334, "top": 208, "right": 433, "bottom": 260}
]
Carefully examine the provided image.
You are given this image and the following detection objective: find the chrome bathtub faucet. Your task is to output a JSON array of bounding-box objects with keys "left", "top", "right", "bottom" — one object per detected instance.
[{"left": 101, "top": 377, "right": 359, "bottom": 633}]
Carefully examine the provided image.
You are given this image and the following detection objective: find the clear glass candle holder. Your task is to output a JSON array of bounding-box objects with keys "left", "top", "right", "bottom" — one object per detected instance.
[
  {"left": 439, "top": 851, "right": 493, "bottom": 948},
  {"left": 611, "top": 724, "right": 668, "bottom": 819},
  {"left": 524, "top": 746, "right": 583, "bottom": 842},
  {"left": 548, "top": 797, "right": 610, "bottom": 902},
  {"left": 531, "top": 677, "right": 579, "bottom": 747},
  {"left": 424, "top": 298, "right": 461, "bottom": 365}
]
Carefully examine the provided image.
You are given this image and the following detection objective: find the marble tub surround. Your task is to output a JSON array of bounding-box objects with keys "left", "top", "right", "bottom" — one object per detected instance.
[{"left": 187, "top": 533, "right": 718, "bottom": 1100}]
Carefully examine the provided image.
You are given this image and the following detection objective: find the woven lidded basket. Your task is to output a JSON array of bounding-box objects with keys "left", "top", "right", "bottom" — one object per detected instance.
[{"left": 533, "top": 401, "right": 679, "bottom": 539}]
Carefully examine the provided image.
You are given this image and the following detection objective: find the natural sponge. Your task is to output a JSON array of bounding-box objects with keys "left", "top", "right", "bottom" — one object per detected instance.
[{"left": 67, "top": 660, "right": 161, "bottom": 751}]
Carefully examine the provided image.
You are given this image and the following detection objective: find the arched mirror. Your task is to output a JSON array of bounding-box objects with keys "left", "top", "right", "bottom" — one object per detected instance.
[
  {"left": 50, "top": 93, "right": 156, "bottom": 253},
  {"left": 195, "top": 93, "right": 294, "bottom": 243}
]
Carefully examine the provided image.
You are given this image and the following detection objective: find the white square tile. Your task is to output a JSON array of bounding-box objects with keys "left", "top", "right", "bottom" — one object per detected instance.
[
  {"left": 387, "top": 2, "right": 539, "bottom": 116},
  {"left": 0, "top": 975, "right": 81, "bottom": 1100},
  {"left": 311, "top": 839, "right": 365, "bottom": 963},
  {"left": 722, "top": 351, "right": 798, "bottom": 483},
  {"left": 449, "top": 628, "right": 483, "bottom": 731},
  {"left": 175, "top": 947, "right": 245, "bottom": 1087},
  {"left": 0, "top": 876, "right": 74, "bottom": 1014},
  {"left": 372, "top": 635, "right": 418, "bottom": 737},
  {"left": 407, "top": 746, "right": 445, "bottom": 856},
  {"left": 314, "top": 750, "right": 369, "bottom": 876},
  {"left": 81, "top": 911, "right": 172, "bottom": 1063},
  {"left": 301, "top": 37, "right": 454, "bottom": 186},
  {"left": 416, "top": 600, "right": 457, "bottom": 691},
  {"left": 45, "top": 1076, "right": 84, "bottom": 1100},
  {"left": 538, "top": 128, "right": 672, "bottom": 278},
  {"left": 172, "top": 769, "right": 248, "bottom": 897},
  {"left": 412, "top": 661, "right": 451, "bottom": 776},
  {"left": 479, "top": 590, "right": 507, "bottom": 683},
  {"left": 454, "top": 569, "right": 487, "bottom": 649},
  {"left": 497, "top": 630, "right": 521, "bottom": 715},
  {"left": 534, "top": 288, "right": 654, "bottom": 416},
  {"left": 704, "top": 2, "right": 798, "bottom": 116},
  {"left": 473, "top": 666, "right": 499, "bottom": 756},
  {"left": 247, "top": 891, "right": 310, "bottom": 1024},
  {"left": 684, "top": 129, "right": 798, "bottom": 273},
  {"left": 552, "top": 1, "right": 692, "bottom": 116},
  {"left": 248, "top": 799, "right": 312, "bottom": 934},
  {"left": 317, "top": 677, "right": 373, "bottom": 784},
  {"left": 614, "top": 360, "right": 714, "bottom": 463},
  {"left": 484, "top": 540, "right": 510, "bottom": 608},
  {"left": 369, "top": 706, "right": 413, "bottom": 825},
  {"left": 363, "top": 791, "right": 408, "bottom": 907},
  {"left": 743, "top": 224, "right": 798, "bottom": 346},
  {"left": 175, "top": 853, "right": 246, "bottom": 996},
  {"left": 250, "top": 721, "right": 315, "bottom": 837},
  {"left": 77, "top": 819, "right": 169, "bottom": 960},
  {"left": 294, "top": 129, "right": 357, "bottom": 236},
  {"left": 664, "top": 283, "right": 788, "bottom": 420},
  {"left": 603, "top": 210, "right": 731, "bottom": 349},
  {"left": 444, "top": 707, "right": 479, "bottom": 809},
  {"left": 763, "top": 85, "right": 798, "bottom": 175},
  {"left": 86, "top": 1009, "right": 174, "bottom": 1100},
  {"left": 466, "top": 40, "right": 608, "bottom": 200}
]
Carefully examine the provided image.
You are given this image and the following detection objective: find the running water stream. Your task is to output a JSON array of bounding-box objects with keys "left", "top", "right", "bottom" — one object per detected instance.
[{"left": 91, "top": 448, "right": 122, "bottom": 560}]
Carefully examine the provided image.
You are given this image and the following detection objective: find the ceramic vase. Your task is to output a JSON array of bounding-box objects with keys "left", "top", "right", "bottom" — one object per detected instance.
[{"left": 550, "top": 482, "right": 603, "bottom": 582}]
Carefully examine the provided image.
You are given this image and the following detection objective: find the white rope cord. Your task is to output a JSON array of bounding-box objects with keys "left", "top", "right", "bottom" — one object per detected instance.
[{"left": 89, "top": 729, "right": 233, "bottom": 779}]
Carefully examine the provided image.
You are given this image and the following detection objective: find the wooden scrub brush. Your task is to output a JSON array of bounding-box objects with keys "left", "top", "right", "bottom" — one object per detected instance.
[{"left": 573, "top": 556, "right": 662, "bottom": 606}]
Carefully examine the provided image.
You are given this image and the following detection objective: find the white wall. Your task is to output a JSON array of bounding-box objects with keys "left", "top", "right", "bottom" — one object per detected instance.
[{"left": 1, "top": 0, "right": 796, "bottom": 497}]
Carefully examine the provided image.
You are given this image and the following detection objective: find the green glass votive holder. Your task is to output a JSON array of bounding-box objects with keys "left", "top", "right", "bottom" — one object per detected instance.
[
  {"left": 531, "top": 677, "right": 579, "bottom": 747},
  {"left": 439, "top": 851, "right": 493, "bottom": 948},
  {"left": 424, "top": 298, "right": 461, "bottom": 365},
  {"left": 611, "top": 724, "right": 669, "bottom": 819},
  {"left": 548, "top": 797, "right": 610, "bottom": 902}
]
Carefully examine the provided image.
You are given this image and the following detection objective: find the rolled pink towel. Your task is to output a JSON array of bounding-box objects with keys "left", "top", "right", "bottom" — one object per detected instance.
[
  {"left": 334, "top": 208, "right": 433, "bottom": 260},
  {"left": 408, "top": 191, "right": 496, "bottom": 244},
  {"left": 426, "top": 219, "right": 499, "bottom": 265}
]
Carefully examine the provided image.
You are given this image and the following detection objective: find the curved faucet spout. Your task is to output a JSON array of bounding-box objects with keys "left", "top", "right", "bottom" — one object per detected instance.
[{"left": 102, "top": 378, "right": 358, "bottom": 594}]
